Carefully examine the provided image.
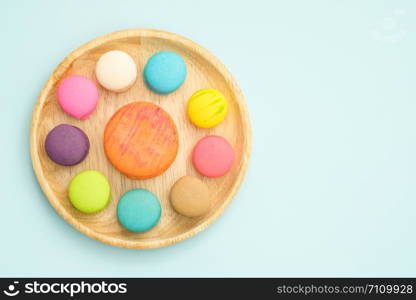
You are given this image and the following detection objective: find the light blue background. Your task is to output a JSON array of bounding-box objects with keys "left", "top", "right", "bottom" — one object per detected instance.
[{"left": 1, "top": 0, "right": 415, "bottom": 277}]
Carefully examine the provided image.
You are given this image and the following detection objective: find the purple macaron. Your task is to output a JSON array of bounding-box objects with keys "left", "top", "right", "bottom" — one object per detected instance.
[{"left": 45, "top": 124, "right": 90, "bottom": 166}]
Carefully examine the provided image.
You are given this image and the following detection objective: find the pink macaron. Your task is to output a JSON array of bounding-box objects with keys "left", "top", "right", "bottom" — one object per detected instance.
[
  {"left": 57, "top": 75, "right": 99, "bottom": 119},
  {"left": 192, "top": 135, "right": 235, "bottom": 177}
]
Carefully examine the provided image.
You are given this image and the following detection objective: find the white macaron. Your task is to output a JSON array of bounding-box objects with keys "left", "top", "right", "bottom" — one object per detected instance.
[{"left": 95, "top": 50, "right": 137, "bottom": 92}]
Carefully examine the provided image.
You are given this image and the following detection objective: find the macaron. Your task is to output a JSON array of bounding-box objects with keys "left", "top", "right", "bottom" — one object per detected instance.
[
  {"left": 117, "top": 189, "right": 161, "bottom": 233},
  {"left": 187, "top": 89, "right": 228, "bottom": 128},
  {"left": 45, "top": 124, "right": 89, "bottom": 166},
  {"left": 57, "top": 75, "right": 99, "bottom": 119},
  {"left": 68, "top": 170, "right": 111, "bottom": 214},
  {"left": 144, "top": 51, "right": 186, "bottom": 94},
  {"left": 170, "top": 176, "right": 211, "bottom": 217},
  {"left": 104, "top": 102, "right": 179, "bottom": 179},
  {"left": 192, "top": 135, "right": 235, "bottom": 177},
  {"left": 95, "top": 50, "right": 137, "bottom": 92}
]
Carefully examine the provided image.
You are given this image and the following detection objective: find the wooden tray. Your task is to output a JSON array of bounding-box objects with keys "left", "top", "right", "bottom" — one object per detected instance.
[{"left": 30, "top": 29, "right": 251, "bottom": 249}]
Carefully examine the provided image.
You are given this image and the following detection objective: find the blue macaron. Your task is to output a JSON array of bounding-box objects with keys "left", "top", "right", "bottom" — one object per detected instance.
[
  {"left": 117, "top": 189, "right": 161, "bottom": 233},
  {"left": 144, "top": 51, "right": 187, "bottom": 94}
]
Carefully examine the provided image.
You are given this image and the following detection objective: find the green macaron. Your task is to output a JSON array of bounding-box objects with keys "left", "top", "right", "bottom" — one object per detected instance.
[{"left": 68, "top": 170, "right": 111, "bottom": 213}]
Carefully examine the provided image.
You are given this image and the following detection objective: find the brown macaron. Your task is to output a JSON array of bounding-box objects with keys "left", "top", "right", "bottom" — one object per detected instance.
[{"left": 170, "top": 176, "right": 211, "bottom": 217}]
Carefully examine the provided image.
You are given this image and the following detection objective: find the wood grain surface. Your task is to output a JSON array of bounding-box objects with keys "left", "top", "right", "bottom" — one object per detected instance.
[{"left": 30, "top": 29, "right": 251, "bottom": 249}]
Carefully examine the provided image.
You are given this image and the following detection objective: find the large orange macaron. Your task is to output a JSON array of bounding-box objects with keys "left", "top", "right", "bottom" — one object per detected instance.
[{"left": 104, "top": 102, "right": 179, "bottom": 179}]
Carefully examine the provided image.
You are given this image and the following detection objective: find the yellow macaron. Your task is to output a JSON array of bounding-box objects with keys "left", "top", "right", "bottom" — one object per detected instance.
[{"left": 187, "top": 89, "right": 228, "bottom": 128}]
